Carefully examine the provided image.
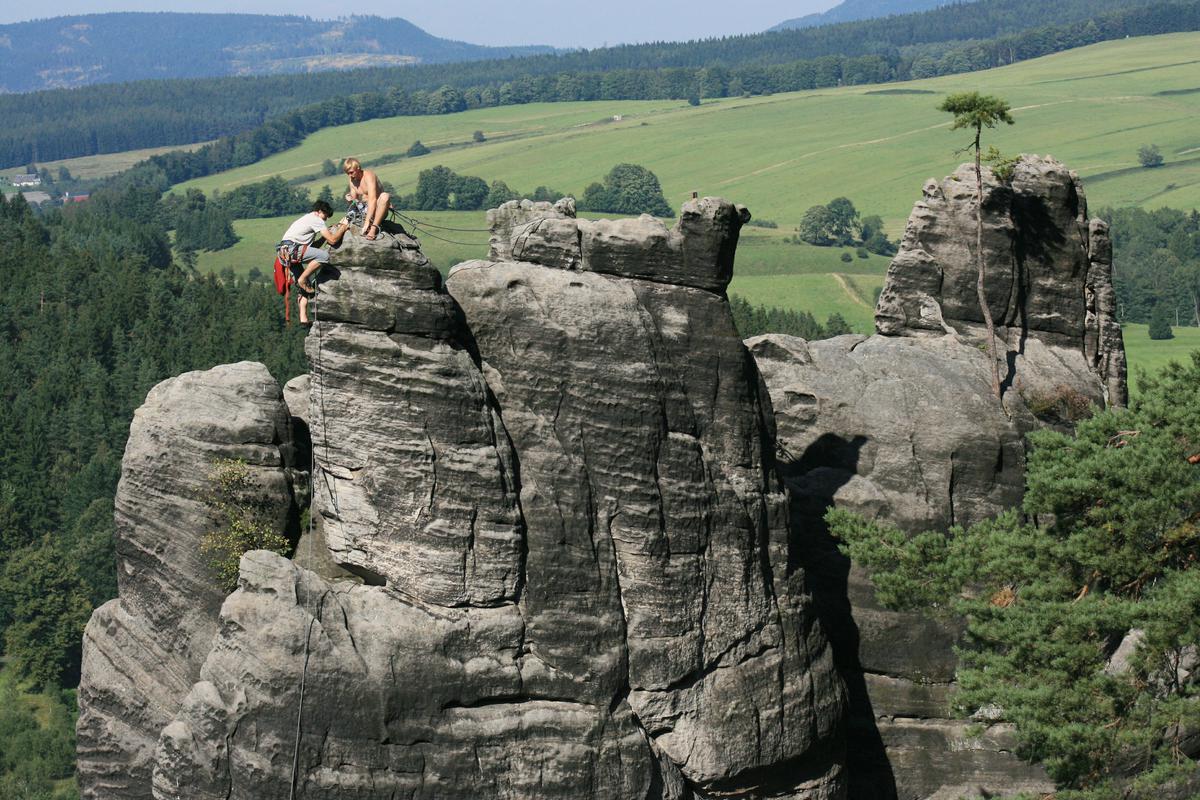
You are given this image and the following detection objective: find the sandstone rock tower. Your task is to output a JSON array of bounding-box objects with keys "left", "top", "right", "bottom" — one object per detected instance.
[
  {"left": 77, "top": 156, "right": 1127, "bottom": 800},
  {"left": 78, "top": 201, "right": 847, "bottom": 799},
  {"left": 750, "top": 156, "right": 1126, "bottom": 800}
]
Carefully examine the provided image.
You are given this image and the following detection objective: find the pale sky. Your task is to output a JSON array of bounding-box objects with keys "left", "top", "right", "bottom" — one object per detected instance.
[{"left": 0, "top": 2, "right": 837, "bottom": 48}]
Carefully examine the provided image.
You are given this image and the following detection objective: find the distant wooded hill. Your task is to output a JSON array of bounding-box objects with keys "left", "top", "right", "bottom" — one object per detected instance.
[
  {"left": 771, "top": 0, "right": 958, "bottom": 30},
  {"left": 1, "top": 0, "right": 1193, "bottom": 169},
  {"left": 0, "top": 13, "right": 555, "bottom": 93}
]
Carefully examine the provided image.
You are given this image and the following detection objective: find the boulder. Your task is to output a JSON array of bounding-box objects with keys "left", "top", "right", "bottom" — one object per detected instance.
[{"left": 76, "top": 362, "right": 297, "bottom": 799}]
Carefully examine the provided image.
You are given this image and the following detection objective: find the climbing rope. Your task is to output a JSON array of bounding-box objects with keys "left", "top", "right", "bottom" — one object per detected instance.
[
  {"left": 404, "top": 225, "right": 490, "bottom": 247},
  {"left": 310, "top": 299, "right": 340, "bottom": 517},
  {"left": 392, "top": 209, "right": 490, "bottom": 233},
  {"left": 289, "top": 588, "right": 329, "bottom": 800},
  {"left": 289, "top": 293, "right": 338, "bottom": 798}
]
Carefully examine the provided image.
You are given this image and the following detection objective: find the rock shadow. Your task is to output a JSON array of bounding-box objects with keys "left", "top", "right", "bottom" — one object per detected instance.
[{"left": 781, "top": 433, "right": 898, "bottom": 800}]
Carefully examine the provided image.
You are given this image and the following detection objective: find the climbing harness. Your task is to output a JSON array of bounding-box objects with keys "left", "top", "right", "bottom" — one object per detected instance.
[
  {"left": 345, "top": 200, "right": 368, "bottom": 229},
  {"left": 273, "top": 241, "right": 309, "bottom": 325}
]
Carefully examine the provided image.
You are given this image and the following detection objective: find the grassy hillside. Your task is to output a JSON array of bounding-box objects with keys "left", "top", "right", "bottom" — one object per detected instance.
[
  {"left": 187, "top": 32, "right": 1200, "bottom": 353},
  {"left": 1122, "top": 324, "right": 1200, "bottom": 394},
  {"left": 178, "top": 33, "right": 1200, "bottom": 229}
]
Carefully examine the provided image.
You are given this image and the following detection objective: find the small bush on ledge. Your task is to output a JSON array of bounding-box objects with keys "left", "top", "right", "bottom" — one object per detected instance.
[
  {"left": 1023, "top": 384, "right": 1094, "bottom": 424},
  {"left": 200, "top": 459, "right": 290, "bottom": 592}
]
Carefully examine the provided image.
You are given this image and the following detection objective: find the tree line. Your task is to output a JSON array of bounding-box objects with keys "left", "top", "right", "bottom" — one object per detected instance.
[
  {"left": 398, "top": 163, "right": 674, "bottom": 216},
  {"left": 1103, "top": 206, "right": 1200, "bottom": 328},
  {"left": 3, "top": 0, "right": 1197, "bottom": 168}
]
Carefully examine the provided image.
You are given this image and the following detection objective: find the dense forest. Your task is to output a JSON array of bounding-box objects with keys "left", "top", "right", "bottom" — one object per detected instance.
[
  {"left": 0, "top": 176, "right": 306, "bottom": 698},
  {"left": 1104, "top": 206, "right": 1200, "bottom": 327},
  {"left": 771, "top": 0, "right": 956, "bottom": 30},
  {"left": 2, "top": 0, "right": 1194, "bottom": 167},
  {"left": 0, "top": 13, "right": 554, "bottom": 93}
]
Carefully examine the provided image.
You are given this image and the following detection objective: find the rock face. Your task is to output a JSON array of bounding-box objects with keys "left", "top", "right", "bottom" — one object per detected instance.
[
  {"left": 875, "top": 155, "right": 1126, "bottom": 408},
  {"left": 81, "top": 209, "right": 847, "bottom": 799},
  {"left": 749, "top": 156, "right": 1125, "bottom": 799},
  {"left": 79, "top": 158, "right": 1118, "bottom": 799},
  {"left": 76, "top": 362, "right": 298, "bottom": 799}
]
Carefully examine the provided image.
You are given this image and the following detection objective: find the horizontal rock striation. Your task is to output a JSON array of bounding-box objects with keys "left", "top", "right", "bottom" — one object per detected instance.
[
  {"left": 302, "top": 223, "right": 524, "bottom": 605},
  {"left": 487, "top": 196, "right": 751, "bottom": 292},
  {"left": 82, "top": 206, "right": 847, "bottom": 799},
  {"left": 751, "top": 156, "right": 1124, "bottom": 799},
  {"left": 447, "top": 211, "right": 844, "bottom": 792},
  {"left": 76, "top": 362, "right": 298, "bottom": 799}
]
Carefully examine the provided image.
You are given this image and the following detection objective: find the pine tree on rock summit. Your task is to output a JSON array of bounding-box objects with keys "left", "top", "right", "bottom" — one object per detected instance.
[{"left": 939, "top": 91, "right": 1014, "bottom": 400}]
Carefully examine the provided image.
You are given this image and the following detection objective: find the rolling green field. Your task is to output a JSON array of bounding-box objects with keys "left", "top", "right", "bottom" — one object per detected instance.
[
  {"left": 12, "top": 142, "right": 211, "bottom": 182},
  {"left": 183, "top": 33, "right": 1200, "bottom": 353},
  {"left": 177, "top": 33, "right": 1200, "bottom": 231},
  {"left": 1122, "top": 324, "right": 1200, "bottom": 394}
]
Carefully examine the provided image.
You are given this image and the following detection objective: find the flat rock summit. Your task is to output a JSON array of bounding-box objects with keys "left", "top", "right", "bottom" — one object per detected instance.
[{"left": 78, "top": 156, "right": 1124, "bottom": 799}]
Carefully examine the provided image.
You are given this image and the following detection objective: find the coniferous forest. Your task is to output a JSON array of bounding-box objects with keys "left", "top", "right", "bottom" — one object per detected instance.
[{"left": 0, "top": 178, "right": 306, "bottom": 692}]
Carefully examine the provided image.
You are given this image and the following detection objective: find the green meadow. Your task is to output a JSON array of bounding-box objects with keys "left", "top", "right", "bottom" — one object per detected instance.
[
  {"left": 1122, "top": 324, "right": 1200, "bottom": 394},
  {"left": 185, "top": 33, "right": 1200, "bottom": 362},
  {"left": 178, "top": 33, "right": 1200, "bottom": 231},
  {"left": 12, "top": 142, "right": 211, "bottom": 182}
]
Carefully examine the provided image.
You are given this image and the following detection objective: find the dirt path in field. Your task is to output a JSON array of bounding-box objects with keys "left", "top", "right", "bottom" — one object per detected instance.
[{"left": 833, "top": 273, "right": 872, "bottom": 309}]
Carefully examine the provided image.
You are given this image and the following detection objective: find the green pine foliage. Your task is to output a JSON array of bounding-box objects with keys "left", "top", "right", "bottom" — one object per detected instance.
[
  {"left": 730, "top": 295, "right": 828, "bottom": 340},
  {"left": 1149, "top": 305, "right": 1175, "bottom": 340},
  {"left": 0, "top": 676, "right": 77, "bottom": 800},
  {"left": 0, "top": 540, "right": 93, "bottom": 686},
  {"left": 830, "top": 354, "right": 1200, "bottom": 796},
  {"left": 0, "top": 177, "right": 306, "bottom": 686}
]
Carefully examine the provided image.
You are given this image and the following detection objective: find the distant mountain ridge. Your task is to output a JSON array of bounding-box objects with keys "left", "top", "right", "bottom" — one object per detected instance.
[
  {"left": 0, "top": 13, "right": 555, "bottom": 93},
  {"left": 771, "top": 0, "right": 960, "bottom": 30}
]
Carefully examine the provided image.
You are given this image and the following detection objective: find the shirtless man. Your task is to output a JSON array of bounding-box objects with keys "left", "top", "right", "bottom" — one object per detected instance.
[{"left": 343, "top": 157, "right": 391, "bottom": 240}]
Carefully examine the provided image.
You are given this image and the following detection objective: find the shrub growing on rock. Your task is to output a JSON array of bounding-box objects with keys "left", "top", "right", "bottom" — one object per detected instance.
[
  {"left": 200, "top": 459, "right": 290, "bottom": 592},
  {"left": 831, "top": 354, "right": 1200, "bottom": 796}
]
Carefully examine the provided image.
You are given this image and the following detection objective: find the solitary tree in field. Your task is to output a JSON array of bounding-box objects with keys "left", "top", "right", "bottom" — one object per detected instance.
[
  {"left": 939, "top": 91, "right": 1014, "bottom": 399},
  {"left": 1138, "top": 143, "right": 1164, "bottom": 168}
]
